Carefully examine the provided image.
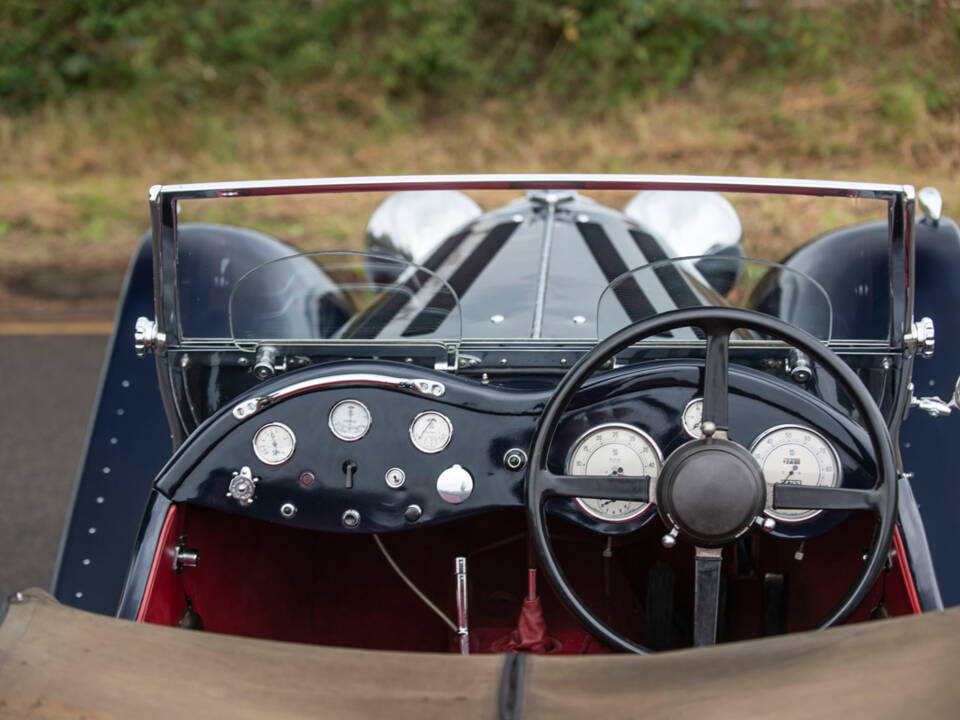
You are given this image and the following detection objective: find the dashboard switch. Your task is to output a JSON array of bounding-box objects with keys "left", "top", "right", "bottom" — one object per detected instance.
[
  {"left": 404, "top": 504, "right": 422, "bottom": 523},
  {"left": 437, "top": 464, "right": 473, "bottom": 505},
  {"left": 342, "top": 509, "right": 361, "bottom": 528},
  {"left": 342, "top": 460, "right": 357, "bottom": 489}
]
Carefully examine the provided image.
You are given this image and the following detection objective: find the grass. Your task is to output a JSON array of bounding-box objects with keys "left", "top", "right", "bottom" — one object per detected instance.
[{"left": 1, "top": 65, "right": 959, "bottom": 321}]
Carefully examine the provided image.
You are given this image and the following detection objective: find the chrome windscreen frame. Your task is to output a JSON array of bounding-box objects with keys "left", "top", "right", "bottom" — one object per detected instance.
[{"left": 148, "top": 174, "right": 917, "bottom": 444}]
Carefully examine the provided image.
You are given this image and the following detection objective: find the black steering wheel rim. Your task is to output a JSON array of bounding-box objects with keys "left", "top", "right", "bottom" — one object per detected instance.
[{"left": 525, "top": 307, "right": 898, "bottom": 654}]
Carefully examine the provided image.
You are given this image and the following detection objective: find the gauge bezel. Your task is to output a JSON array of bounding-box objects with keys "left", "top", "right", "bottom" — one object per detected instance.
[
  {"left": 565, "top": 422, "right": 663, "bottom": 523},
  {"left": 409, "top": 410, "right": 453, "bottom": 454},
  {"left": 328, "top": 399, "right": 372, "bottom": 442},
  {"left": 252, "top": 421, "right": 297, "bottom": 466},
  {"left": 681, "top": 397, "right": 704, "bottom": 439},
  {"left": 749, "top": 423, "right": 843, "bottom": 523}
]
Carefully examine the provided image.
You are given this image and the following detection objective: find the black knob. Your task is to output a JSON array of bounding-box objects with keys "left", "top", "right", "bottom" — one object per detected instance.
[{"left": 404, "top": 504, "right": 422, "bottom": 523}]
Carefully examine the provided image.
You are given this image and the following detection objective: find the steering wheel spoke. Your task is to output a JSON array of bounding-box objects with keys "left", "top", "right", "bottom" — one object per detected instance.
[
  {"left": 542, "top": 471, "right": 651, "bottom": 503},
  {"left": 771, "top": 483, "right": 882, "bottom": 513},
  {"left": 701, "top": 324, "right": 732, "bottom": 432},
  {"left": 693, "top": 546, "right": 723, "bottom": 646}
]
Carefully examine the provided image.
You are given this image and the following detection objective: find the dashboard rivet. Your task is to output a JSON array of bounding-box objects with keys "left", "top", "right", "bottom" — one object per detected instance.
[
  {"left": 342, "top": 509, "right": 361, "bottom": 528},
  {"left": 280, "top": 502, "right": 297, "bottom": 519}
]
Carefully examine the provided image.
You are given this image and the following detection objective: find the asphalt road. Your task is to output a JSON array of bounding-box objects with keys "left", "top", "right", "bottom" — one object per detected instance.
[{"left": 0, "top": 334, "right": 108, "bottom": 601}]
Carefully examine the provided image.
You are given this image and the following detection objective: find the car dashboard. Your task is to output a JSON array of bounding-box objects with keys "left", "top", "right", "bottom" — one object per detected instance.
[{"left": 156, "top": 359, "right": 877, "bottom": 541}]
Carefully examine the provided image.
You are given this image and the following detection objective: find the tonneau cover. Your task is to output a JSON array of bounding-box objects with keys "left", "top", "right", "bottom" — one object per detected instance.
[{"left": 1, "top": 588, "right": 958, "bottom": 719}]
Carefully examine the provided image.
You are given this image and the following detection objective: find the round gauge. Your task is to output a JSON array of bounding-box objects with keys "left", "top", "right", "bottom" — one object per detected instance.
[
  {"left": 252, "top": 422, "right": 296, "bottom": 466},
  {"left": 682, "top": 398, "right": 704, "bottom": 439},
  {"left": 750, "top": 425, "right": 842, "bottom": 522},
  {"left": 566, "top": 423, "right": 662, "bottom": 523},
  {"left": 328, "top": 399, "right": 372, "bottom": 442},
  {"left": 409, "top": 411, "right": 453, "bottom": 454}
]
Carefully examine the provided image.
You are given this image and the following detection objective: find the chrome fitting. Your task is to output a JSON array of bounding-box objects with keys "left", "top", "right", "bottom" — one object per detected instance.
[
  {"left": 905, "top": 317, "right": 935, "bottom": 358},
  {"left": 661, "top": 527, "right": 679, "bottom": 549},
  {"left": 226, "top": 466, "right": 258, "bottom": 506},
  {"left": 134, "top": 316, "right": 165, "bottom": 357},
  {"left": 755, "top": 516, "right": 776, "bottom": 533},
  {"left": 173, "top": 543, "right": 199, "bottom": 572}
]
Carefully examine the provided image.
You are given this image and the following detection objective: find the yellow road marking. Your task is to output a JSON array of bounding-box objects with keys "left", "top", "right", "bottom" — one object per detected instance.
[{"left": 0, "top": 321, "right": 113, "bottom": 335}]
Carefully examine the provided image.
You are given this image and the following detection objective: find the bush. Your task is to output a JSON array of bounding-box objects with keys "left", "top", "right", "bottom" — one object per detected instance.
[{"left": 0, "top": 0, "right": 956, "bottom": 115}]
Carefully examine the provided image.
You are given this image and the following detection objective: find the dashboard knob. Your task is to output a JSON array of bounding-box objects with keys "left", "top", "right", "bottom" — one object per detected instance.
[
  {"left": 404, "top": 504, "right": 422, "bottom": 523},
  {"left": 436, "top": 464, "right": 473, "bottom": 504}
]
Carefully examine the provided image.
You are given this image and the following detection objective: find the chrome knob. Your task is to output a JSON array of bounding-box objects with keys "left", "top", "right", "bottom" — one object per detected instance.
[
  {"left": 661, "top": 528, "right": 679, "bottom": 549},
  {"left": 342, "top": 509, "right": 361, "bottom": 528},
  {"left": 755, "top": 516, "right": 776, "bottom": 532},
  {"left": 226, "top": 466, "right": 258, "bottom": 506},
  {"left": 701, "top": 421, "right": 717, "bottom": 438},
  {"left": 134, "top": 316, "right": 164, "bottom": 357}
]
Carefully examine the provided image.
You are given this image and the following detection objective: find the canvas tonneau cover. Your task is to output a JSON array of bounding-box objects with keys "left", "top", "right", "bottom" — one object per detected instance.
[{"left": 1, "top": 589, "right": 958, "bottom": 719}]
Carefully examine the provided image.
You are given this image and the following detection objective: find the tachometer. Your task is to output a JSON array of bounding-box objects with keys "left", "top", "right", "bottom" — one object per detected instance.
[
  {"left": 750, "top": 425, "right": 842, "bottom": 522},
  {"left": 253, "top": 422, "right": 296, "bottom": 466},
  {"left": 328, "top": 399, "right": 372, "bottom": 442},
  {"left": 566, "top": 423, "right": 662, "bottom": 522}
]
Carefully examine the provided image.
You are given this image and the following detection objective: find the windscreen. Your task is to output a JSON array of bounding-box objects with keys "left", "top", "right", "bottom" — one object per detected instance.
[
  {"left": 229, "top": 252, "right": 461, "bottom": 349},
  {"left": 597, "top": 256, "right": 833, "bottom": 341}
]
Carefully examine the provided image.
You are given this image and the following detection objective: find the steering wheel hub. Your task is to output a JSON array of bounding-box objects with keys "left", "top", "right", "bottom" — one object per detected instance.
[{"left": 657, "top": 439, "right": 766, "bottom": 547}]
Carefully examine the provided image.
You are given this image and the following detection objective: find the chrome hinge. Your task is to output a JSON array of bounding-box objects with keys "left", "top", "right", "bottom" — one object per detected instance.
[
  {"left": 908, "top": 378, "right": 960, "bottom": 418},
  {"left": 905, "top": 317, "right": 935, "bottom": 358},
  {"left": 134, "top": 316, "right": 165, "bottom": 357}
]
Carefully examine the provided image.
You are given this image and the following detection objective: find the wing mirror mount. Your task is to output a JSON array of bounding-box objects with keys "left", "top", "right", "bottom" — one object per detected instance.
[{"left": 918, "top": 186, "right": 942, "bottom": 227}]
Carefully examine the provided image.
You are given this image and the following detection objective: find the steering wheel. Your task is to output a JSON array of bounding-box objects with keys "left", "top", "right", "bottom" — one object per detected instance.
[{"left": 526, "top": 307, "right": 897, "bottom": 653}]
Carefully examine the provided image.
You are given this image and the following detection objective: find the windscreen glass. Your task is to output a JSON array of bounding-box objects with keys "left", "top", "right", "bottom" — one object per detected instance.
[
  {"left": 597, "top": 256, "right": 833, "bottom": 341},
  {"left": 229, "top": 252, "right": 461, "bottom": 348}
]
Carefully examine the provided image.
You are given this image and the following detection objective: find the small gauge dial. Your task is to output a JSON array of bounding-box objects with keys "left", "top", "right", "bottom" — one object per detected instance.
[
  {"left": 252, "top": 422, "right": 296, "bottom": 466},
  {"left": 328, "top": 399, "right": 372, "bottom": 442},
  {"left": 409, "top": 411, "right": 453, "bottom": 454},
  {"left": 750, "top": 425, "right": 842, "bottom": 522},
  {"left": 682, "top": 398, "right": 704, "bottom": 438},
  {"left": 566, "top": 423, "right": 662, "bottom": 523}
]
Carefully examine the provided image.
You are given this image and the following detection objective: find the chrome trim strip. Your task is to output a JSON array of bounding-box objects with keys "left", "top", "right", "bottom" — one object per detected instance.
[
  {"left": 231, "top": 374, "right": 446, "bottom": 420},
  {"left": 531, "top": 199, "right": 558, "bottom": 339},
  {"left": 153, "top": 174, "right": 912, "bottom": 201}
]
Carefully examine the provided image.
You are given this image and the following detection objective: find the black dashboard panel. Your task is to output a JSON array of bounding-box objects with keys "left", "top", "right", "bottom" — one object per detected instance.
[{"left": 158, "top": 359, "right": 877, "bottom": 539}]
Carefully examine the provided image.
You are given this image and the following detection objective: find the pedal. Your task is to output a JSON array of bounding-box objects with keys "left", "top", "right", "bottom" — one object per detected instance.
[
  {"left": 762, "top": 573, "right": 786, "bottom": 636},
  {"left": 644, "top": 562, "right": 674, "bottom": 650}
]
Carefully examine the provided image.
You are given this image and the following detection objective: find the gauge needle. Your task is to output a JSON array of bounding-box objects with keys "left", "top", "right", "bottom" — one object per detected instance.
[
  {"left": 419, "top": 419, "right": 435, "bottom": 439},
  {"left": 782, "top": 466, "right": 799, "bottom": 484}
]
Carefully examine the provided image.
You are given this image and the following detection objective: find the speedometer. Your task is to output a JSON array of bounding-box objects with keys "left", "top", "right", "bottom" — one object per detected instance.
[
  {"left": 750, "top": 425, "right": 842, "bottom": 522},
  {"left": 566, "top": 423, "right": 662, "bottom": 523}
]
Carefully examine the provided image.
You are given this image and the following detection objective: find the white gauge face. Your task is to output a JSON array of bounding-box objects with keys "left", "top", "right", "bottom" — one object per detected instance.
[
  {"left": 682, "top": 398, "right": 704, "bottom": 439},
  {"left": 566, "top": 423, "right": 662, "bottom": 522},
  {"left": 252, "top": 422, "right": 296, "bottom": 466},
  {"left": 410, "top": 411, "right": 453, "bottom": 454},
  {"left": 328, "top": 399, "right": 372, "bottom": 442},
  {"left": 750, "top": 425, "right": 842, "bottom": 522}
]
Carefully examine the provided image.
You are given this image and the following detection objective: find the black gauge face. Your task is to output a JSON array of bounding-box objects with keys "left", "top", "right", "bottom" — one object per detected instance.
[
  {"left": 253, "top": 422, "right": 296, "bottom": 465},
  {"left": 750, "top": 425, "right": 842, "bottom": 522},
  {"left": 566, "top": 423, "right": 662, "bottom": 522}
]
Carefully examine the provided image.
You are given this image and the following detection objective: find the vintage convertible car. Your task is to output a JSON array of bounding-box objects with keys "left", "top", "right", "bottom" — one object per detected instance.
[{"left": 3, "top": 174, "right": 960, "bottom": 715}]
